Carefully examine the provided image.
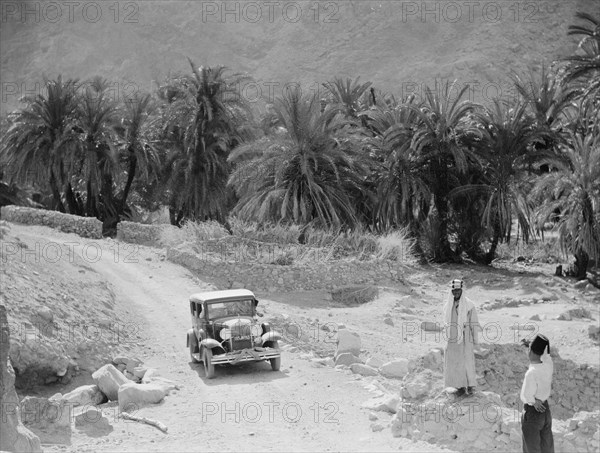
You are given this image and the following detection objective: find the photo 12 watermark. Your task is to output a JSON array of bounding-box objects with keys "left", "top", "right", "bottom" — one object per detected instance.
[
  {"left": 200, "top": 400, "right": 340, "bottom": 424},
  {"left": 1, "top": 240, "right": 140, "bottom": 265},
  {"left": 200, "top": 1, "right": 340, "bottom": 24},
  {"left": 2, "top": 320, "right": 143, "bottom": 346},
  {"left": 1, "top": 80, "right": 144, "bottom": 106},
  {"left": 398, "top": 1, "right": 559, "bottom": 24},
  {"left": 1, "top": 1, "right": 140, "bottom": 24}
]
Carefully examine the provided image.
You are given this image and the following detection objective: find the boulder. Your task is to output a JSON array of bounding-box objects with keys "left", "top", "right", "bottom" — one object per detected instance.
[
  {"left": 141, "top": 368, "right": 160, "bottom": 384},
  {"left": 365, "top": 357, "right": 384, "bottom": 369},
  {"left": 422, "top": 348, "right": 443, "bottom": 371},
  {"left": 384, "top": 317, "right": 394, "bottom": 326},
  {"left": 62, "top": 384, "right": 107, "bottom": 407},
  {"left": 20, "top": 396, "right": 72, "bottom": 444},
  {"left": 35, "top": 306, "right": 54, "bottom": 324},
  {"left": 74, "top": 407, "right": 111, "bottom": 430},
  {"left": 380, "top": 359, "right": 410, "bottom": 379},
  {"left": 335, "top": 329, "right": 361, "bottom": 357},
  {"left": 92, "top": 364, "right": 129, "bottom": 401},
  {"left": 403, "top": 381, "right": 430, "bottom": 399},
  {"left": 132, "top": 366, "right": 148, "bottom": 379},
  {"left": 361, "top": 394, "right": 399, "bottom": 413},
  {"left": 350, "top": 363, "right": 379, "bottom": 377},
  {"left": 118, "top": 382, "right": 173, "bottom": 412},
  {"left": 335, "top": 353, "right": 361, "bottom": 367},
  {"left": 0, "top": 305, "right": 42, "bottom": 453},
  {"left": 574, "top": 279, "right": 589, "bottom": 290}
]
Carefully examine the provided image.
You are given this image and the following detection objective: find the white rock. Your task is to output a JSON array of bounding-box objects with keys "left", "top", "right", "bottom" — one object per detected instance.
[
  {"left": 335, "top": 353, "right": 361, "bottom": 367},
  {"left": 141, "top": 368, "right": 160, "bottom": 383},
  {"left": 118, "top": 382, "right": 173, "bottom": 412},
  {"left": 361, "top": 395, "right": 399, "bottom": 413},
  {"left": 380, "top": 359, "right": 410, "bottom": 379},
  {"left": 35, "top": 307, "right": 54, "bottom": 324},
  {"left": 365, "top": 357, "right": 384, "bottom": 369},
  {"left": 422, "top": 348, "right": 443, "bottom": 370},
  {"left": 403, "top": 381, "right": 429, "bottom": 399},
  {"left": 350, "top": 363, "right": 379, "bottom": 377},
  {"left": 92, "top": 364, "right": 128, "bottom": 401},
  {"left": 132, "top": 366, "right": 148, "bottom": 379},
  {"left": 74, "top": 407, "right": 110, "bottom": 429},
  {"left": 335, "top": 329, "right": 360, "bottom": 356},
  {"left": 63, "top": 385, "right": 107, "bottom": 407}
]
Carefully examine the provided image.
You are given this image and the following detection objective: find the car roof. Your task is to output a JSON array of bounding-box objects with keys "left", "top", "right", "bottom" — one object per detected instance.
[{"left": 189, "top": 289, "right": 256, "bottom": 303}]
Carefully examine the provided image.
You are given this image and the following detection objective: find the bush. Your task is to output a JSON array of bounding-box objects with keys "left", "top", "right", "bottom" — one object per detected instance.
[{"left": 375, "top": 228, "right": 418, "bottom": 264}]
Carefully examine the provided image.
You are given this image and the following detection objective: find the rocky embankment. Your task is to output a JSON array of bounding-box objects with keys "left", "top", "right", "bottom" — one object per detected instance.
[{"left": 0, "top": 304, "right": 42, "bottom": 452}]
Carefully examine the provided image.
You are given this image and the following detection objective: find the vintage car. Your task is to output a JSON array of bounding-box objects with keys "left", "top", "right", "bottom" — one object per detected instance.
[{"left": 186, "top": 289, "right": 282, "bottom": 378}]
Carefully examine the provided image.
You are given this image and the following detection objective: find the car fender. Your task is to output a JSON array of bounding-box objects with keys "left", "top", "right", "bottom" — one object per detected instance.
[
  {"left": 261, "top": 331, "right": 282, "bottom": 343},
  {"left": 200, "top": 338, "right": 222, "bottom": 349},
  {"left": 186, "top": 329, "right": 196, "bottom": 347}
]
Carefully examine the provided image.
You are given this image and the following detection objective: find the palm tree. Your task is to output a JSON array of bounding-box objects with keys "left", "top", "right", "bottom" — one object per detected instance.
[
  {"left": 453, "top": 99, "right": 550, "bottom": 264},
  {"left": 115, "top": 93, "right": 161, "bottom": 219},
  {"left": 157, "top": 60, "right": 253, "bottom": 226},
  {"left": 323, "top": 77, "right": 373, "bottom": 120},
  {"left": 409, "top": 81, "right": 479, "bottom": 261},
  {"left": 228, "top": 87, "right": 371, "bottom": 228},
  {"left": 0, "top": 76, "right": 79, "bottom": 212},
  {"left": 561, "top": 12, "right": 600, "bottom": 98},
  {"left": 513, "top": 66, "right": 578, "bottom": 131},
  {"left": 70, "top": 77, "right": 120, "bottom": 226},
  {"left": 364, "top": 98, "right": 430, "bottom": 231},
  {"left": 531, "top": 131, "right": 600, "bottom": 279}
]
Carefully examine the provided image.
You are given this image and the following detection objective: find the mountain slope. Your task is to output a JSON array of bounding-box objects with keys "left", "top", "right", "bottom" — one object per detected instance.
[{"left": 1, "top": 0, "right": 596, "bottom": 112}]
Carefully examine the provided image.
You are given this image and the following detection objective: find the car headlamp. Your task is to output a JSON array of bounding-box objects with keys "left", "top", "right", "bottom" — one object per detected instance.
[{"left": 220, "top": 328, "right": 231, "bottom": 340}]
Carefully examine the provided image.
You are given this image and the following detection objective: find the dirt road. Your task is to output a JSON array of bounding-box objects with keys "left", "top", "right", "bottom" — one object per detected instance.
[{"left": 22, "top": 229, "right": 453, "bottom": 453}]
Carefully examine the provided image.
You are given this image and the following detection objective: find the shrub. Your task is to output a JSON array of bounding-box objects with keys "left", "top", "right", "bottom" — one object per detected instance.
[{"left": 375, "top": 228, "right": 418, "bottom": 264}]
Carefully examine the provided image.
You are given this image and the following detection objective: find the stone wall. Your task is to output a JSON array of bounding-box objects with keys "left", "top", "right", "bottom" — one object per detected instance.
[
  {"left": 116, "top": 221, "right": 169, "bottom": 246},
  {"left": 166, "top": 247, "right": 407, "bottom": 293},
  {"left": 1, "top": 206, "right": 102, "bottom": 239}
]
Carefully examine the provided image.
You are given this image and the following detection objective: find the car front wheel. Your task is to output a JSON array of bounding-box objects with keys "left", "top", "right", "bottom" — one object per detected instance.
[
  {"left": 269, "top": 341, "right": 281, "bottom": 371},
  {"left": 189, "top": 335, "right": 200, "bottom": 363},
  {"left": 203, "top": 348, "right": 215, "bottom": 379}
]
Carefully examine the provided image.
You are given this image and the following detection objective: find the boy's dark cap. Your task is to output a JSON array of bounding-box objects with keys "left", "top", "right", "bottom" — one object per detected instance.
[{"left": 531, "top": 334, "right": 550, "bottom": 355}]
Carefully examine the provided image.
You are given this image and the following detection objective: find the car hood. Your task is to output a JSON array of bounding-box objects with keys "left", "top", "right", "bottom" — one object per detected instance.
[{"left": 219, "top": 318, "right": 255, "bottom": 328}]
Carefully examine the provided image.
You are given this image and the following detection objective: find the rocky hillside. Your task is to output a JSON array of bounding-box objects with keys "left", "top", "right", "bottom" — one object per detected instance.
[
  {"left": 0, "top": 224, "right": 139, "bottom": 391},
  {"left": 1, "top": 0, "right": 597, "bottom": 113}
]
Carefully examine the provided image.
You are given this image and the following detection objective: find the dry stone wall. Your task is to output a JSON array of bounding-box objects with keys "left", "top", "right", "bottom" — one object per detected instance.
[
  {"left": 166, "top": 247, "right": 407, "bottom": 293},
  {"left": 116, "top": 221, "right": 176, "bottom": 246},
  {"left": 1, "top": 206, "right": 102, "bottom": 239}
]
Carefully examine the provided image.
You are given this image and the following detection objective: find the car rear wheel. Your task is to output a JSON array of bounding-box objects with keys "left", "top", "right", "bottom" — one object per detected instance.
[
  {"left": 189, "top": 335, "right": 200, "bottom": 363},
  {"left": 269, "top": 341, "right": 281, "bottom": 371},
  {"left": 203, "top": 348, "right": 215, "bottom": 379}
]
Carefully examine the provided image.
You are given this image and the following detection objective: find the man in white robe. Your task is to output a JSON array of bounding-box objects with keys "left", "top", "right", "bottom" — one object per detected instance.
[{"left": 443, "top": 279, "right": 481, "bottom": 396}]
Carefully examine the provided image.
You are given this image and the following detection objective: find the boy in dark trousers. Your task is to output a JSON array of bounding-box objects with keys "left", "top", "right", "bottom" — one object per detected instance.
[{"left": 520, "top": 334, "right": 554, "bottom": 453}]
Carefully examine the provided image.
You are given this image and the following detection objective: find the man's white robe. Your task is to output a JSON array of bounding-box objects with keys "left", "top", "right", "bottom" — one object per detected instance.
[{"left": 444, "top": 303, "right": 479, "bottom": 388}]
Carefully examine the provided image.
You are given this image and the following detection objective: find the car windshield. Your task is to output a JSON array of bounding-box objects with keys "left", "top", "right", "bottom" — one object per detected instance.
[{"left": 207, "top": 300, "right": 254, "bottom": 319}]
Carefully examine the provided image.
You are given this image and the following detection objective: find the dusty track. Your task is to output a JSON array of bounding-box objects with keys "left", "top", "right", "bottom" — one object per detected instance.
[{"left": 16, "top": 228, "right": 452, "bottom": 453}]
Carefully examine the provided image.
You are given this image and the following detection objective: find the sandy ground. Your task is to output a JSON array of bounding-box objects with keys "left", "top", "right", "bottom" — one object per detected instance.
[{"left": 3, "top": 224, "right": 599, "bottom": 452}]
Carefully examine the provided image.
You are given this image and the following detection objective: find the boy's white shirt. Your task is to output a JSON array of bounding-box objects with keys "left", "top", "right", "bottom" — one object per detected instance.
[{"left": 520, "top": 352, "right": 553, "bottom": 405}]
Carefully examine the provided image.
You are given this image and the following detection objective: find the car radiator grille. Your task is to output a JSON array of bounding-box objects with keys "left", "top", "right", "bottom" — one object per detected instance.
[{"left": 231, "top": 338, "right": 253, "bottom": 350}]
